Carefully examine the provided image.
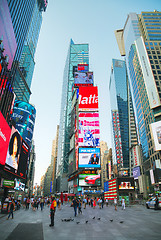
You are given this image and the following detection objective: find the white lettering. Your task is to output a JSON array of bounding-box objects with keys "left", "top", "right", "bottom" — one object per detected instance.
[
  {"left": 79, "top": 94, "right": 98, "bottom": 105},
  {"left": 0, "top": 128, "right": 6, "bottom": 141}
]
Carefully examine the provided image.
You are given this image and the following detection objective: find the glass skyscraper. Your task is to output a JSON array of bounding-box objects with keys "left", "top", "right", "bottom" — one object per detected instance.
[
  {"left": 109, "top": 59, "right": 129, "bottom": 171},
  {"left": 56, "top": 39, "right": 89, "bottom": 192},
  {"left": 115, "top": 10, "right": 161, "bottom": 195}
]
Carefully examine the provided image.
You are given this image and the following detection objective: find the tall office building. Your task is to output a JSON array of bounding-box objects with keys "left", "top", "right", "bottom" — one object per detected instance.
[
  {"left": 115, "top": 11, "right": 161, "bottom": 195},
  {"left": 56, "top": 39, "right": 89, "bottom": 192},
  {"left": 7, "top": 0, "right": 47, "bottom": 101},
  {"left": 109, "top": 59, "right": 129, "bottom": 171}
]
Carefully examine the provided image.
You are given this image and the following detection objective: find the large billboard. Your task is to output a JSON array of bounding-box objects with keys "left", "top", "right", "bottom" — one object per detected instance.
[
  {"left": 79, "top": 174, "right": 101, "bottom": 187},
  {"left": 77, "top": 64, "right": 89, "bottom": 72},
  {"left": 135, "top": 37, "right": 161, "bottom": 109},
  {"left": 150, "top": 121, "right": 161, "bottom": 151},
  {"left": 79, "top": 112, "right": 100, "bottom": 147},
  {"left": 74, "top": 72, "right": 93, "bottom": 87},
  {"left": 133, "top": 166, "right": 141, "bottom": 179},
  {"left": 118, "top": 177, "right": 135, "bottom": 191},
  {"left": 11, "top": 100, "right": 36, "bottom": 147},
  {"left": 104, "top": 179, "right": 117, "bottom": 200},
  {"left": 79, "top": 148, "right": 100, "bottom": 168},
  {"left": 0, "top": 0, "right": 17, "bottom": 69},
  {"left": 4, "top": 127, "right": 29, "bottom": 179},
  {"left": 0, "top": 111, "right": 11, "bottom": 165},
  {"left": 79, "top": 86, "right": 98, "bottom": 111}
]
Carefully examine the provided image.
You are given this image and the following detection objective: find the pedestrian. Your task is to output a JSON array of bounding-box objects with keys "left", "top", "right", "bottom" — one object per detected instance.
[
  {"left": 27, "top": 197, "right": 30, "bottom": 209},
  {"left": 114, "top": 197, "right": 117, "bottom": 211},
  {"left": 72, "top": 197, "right": 79, "bottom": 217},
  {"left": 121, "top": 197, "right": 125, "bottom": 210},
  {"left": 98, "top": 197, "right": 102, "bottom": 209},
  {"left": 105, "top": 198, "right": 108, "bottom": 207},
  {"left": 40, "top": 197, "right": 44, "bottom": 211},
  {"left": 58, "top": 198, "right": 61, "bottom": 210},
  {"left": 78, "top": 199, "right": 82, "bottom": 214},
  {"left": 49, "top": 196, "right": 57, "bottom": 227},
  {"left": 101, "top": 197, "right": 104, "bottom": 208},
  {"left": 83, "top": 197, "right": 87, "bottom": 209},
  {"left": 91, "top": 198, "right": 93, "bottom": 207},
  {"left": 93, "top": 198, "right": 96, "bottom": 209},
  {"left": 7, "top": 199, "right": 15, "bottom": 220},
  {"left": 47, "top": 198, "right": 50, "bottom": 207},
  {"left": 155, "top": 195, "right": 159, "bottom": 210}
]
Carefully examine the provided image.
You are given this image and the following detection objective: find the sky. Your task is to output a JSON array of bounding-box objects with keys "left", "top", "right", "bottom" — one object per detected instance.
[{"left": 30, "top": 0, "right": 161, "bottom": 185}]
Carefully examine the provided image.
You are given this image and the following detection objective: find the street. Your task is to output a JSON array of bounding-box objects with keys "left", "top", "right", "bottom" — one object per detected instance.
[{"left": 0, "top": 203, "right": 161, "bottom": 240}]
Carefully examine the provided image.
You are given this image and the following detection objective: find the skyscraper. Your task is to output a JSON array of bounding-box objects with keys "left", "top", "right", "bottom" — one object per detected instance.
[
  {"left": 56, "top": 40, "right": 89, "bottom": 192},
  {"left": 115, "top": 10, "right": 161, "bottom": 196}
]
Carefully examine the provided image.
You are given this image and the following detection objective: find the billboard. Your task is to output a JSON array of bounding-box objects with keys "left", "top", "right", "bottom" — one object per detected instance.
[
  {"left": 118, "top": 177, "right": 135, "bottom": 191},
  {"left": 79, "top": 174, "right": 101, "bottom": 187},
  {"left": 4, "top": 127, "right": 29, "bottom": 179},
  {"left": 135, "top": 37, "right": 161, "bottom": 109},
  {"left": 14, "top": 180, "right": 25, "bottom": 191},
  {"left": 0, "top": 111, "right": 11, "bottom": 165},
  {"left": 79, "top": 86, "right": 98, "bottom": 111},
  {"left": 79, "top": 112, "right": 100, "bottom": 147},
  {"left": 77, "top": 64, "right": 89, "bottom": 72},
  {"left": 133, "top": 166, "right": 141, "bottom": 179},
  {"left": 11, "top": 100, "right": 36, "bottom": 147},
  {"left": 74, "top": 72, "right": 93, "bottom": 87},
  {"left": 0, "top": 0, "right": 17, "bottom": 69},
  {"left": 104, "top": 179, "right": 117, "bottom": 200},
  {"left": 79, "top": 148, "right": 100, "bottom": 168},
  {"left": 150, "top": 121, "right": 161, "bottom": 151},
  {"left": 3, "top": 180, "right": 14, "bottom": 188}
]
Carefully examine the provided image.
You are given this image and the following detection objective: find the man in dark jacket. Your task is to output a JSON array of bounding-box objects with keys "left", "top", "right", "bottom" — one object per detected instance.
[{"left": 72, "top": 197, "right": 79, "bottom": 217}]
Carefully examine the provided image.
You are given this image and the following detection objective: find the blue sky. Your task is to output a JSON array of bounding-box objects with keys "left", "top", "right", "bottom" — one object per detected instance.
[{"left": 30, "top": 0, "right": 161, "bottom": 184}]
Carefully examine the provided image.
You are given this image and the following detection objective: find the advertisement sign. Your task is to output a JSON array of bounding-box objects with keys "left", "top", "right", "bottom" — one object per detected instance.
[
  {"left": 77, "top": 64, "right": 89, "bottom": 72},
  {"left": 79, "top": 112, "right": 100, "bottom": 147},
  {"left": 0, "top": 0, "right": 17, "bottom": 69},
  {"left": 79, "top": 148, "right": 100, "bottom": 168},
  {"left": 4, "top": 127, "right": 29, "bottom": 179},
  {"left": 118, "top": 177, "right": 135, "bottom": 190},
  {"left": 132, "top": 145, "right": 140, "bottom": 167},
  {"left": 135, "top": 37, "right": 161, "bottom": 109},
  {"left": 11, "top": 100, "right": 36, "bottom": 147},
  {"left": 14, "top": 180, "right": 25, "bottom": 191},
  {"left": 79, "top": 86, "right": 98, "bottom": 111},
  {"left": 3, "top": 180, "right": 14, "bottom": 188},
  {"left": 150, "top": 169, "right": 155, "bottom": 184},
  {"left": 0, "top": 111, "right": 11, "bottom": 165},
  {"left": 74, "top": 72, "right": 93, "bottom": 87},
  {"left": 150, "top": 121, "right": 161, "bottom": 151},
  {"left": 133, "top": 166, "right": 141, "bottom": 179},
  {"left": 79, "top": 174, "right": 101, "bottom": 187}
]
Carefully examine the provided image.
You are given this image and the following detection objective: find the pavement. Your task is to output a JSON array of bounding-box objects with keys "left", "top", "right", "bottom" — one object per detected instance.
[{"left": 0, "top": 203, "right": 161, "bottom": 240}]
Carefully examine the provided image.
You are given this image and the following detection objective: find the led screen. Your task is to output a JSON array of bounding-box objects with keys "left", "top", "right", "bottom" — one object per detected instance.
[
  {"left": 79, "top": 174, "right": 101, "bottom": 187},
  {"left": 133, "top": 166, "right": 141, "bottom": 179},
  {"left": 150, "top": 121, "right": 161, "bottom": 151},
  {"left": 11, "top": 100, "right": 36, "bottom": 147},
  {"left": 14, "top": 180, "right": 25, "bottom": 191},
  {"left": 79, "top": 86, "right": 98, "bottom": 111},
  {"left": 79, "top": 112, "right": 100, "bottom": 147},
  {"left": 79, "top": 148, "right": 100, "bottom": 168},
  {"left": 118, "top": 178, "right": 135, "bottom": 191},
  {"left": 77, "top": 64, "right": 89, "bottom": 72},
  {"left": 74, "top": 72, "right": 93, "bottom": 87},
  {"left": 0, "top": 111, "right": 11, "bottom": 165},
  {"left": 4, "top": 127, "right": 29, "bottom": 179},
  {"left": 0, "top": 0, "right": 17, "bottom": 69}
]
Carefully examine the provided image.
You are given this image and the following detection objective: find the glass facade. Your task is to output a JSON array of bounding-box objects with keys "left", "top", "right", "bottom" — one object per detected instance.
[
  {"left": 57, "top": 40, "right": 89, "bottom": 191},
  {"left": 109, "top": 59, "right": 129, "bottom": 169}
]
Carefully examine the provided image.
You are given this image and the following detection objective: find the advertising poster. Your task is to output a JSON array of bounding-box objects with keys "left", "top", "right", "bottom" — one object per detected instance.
[
  {"left": 79, "top": 148, "right": 100, "bottom": 168},
  {"left": 4, "top": 127, "right": 29, "bottom": 179},
  {"left": 118, "top": 177, "right": 135, "bottom": 190},
  {"left": 11, "top": 100, "right": 36, "bottom": 147},
  {"left": 0, "top": 111, "right": 11, "bottom": 165},
  {"left": 77, "top": 64, "right": 89, "bottom": 72},
  {"left": 79, "top": 174, "right": 101, "bottom": 187},
  {"left": 150, "top": 121, "right": 161, "bottom": 151},
  {"left": 74, "top": 72, "right": 93, "bottom": 87},
  {"left": 79, "top": 86, "right": 98, "bottom": 111},
  {"left": 14, "top": 180, "right": 25, "bottom": 191},
  {"left": 133, "top": 166, "right": 141, "bottom": 179},
  {"left": 79, "top": 112, "right": 100, "bottom": 147}
]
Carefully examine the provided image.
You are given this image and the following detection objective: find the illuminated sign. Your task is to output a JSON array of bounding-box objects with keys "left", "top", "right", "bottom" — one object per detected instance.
[
  {"left": 133, "top": 166, "right": 141, "bottom": 179},
  {"left": 77, "top": 64, "right": 89, "bottom": 72},
  {"left": 79, "top": 148, "right": 100, "bottom": 168},
  {"left": 118, "top": 177, "right": 135, "bottom": 191},
  {"left": 4, "top": 126, "right": 29, "bottom": 179},
  {"left": 79, "top": 86, "right": 98, "bottom": 111},
  {"left": 78, "top": 112, "right": 100, "bottom": 147},
  {"left": 0, "top": 111, "right": 11, "bottom": 165},
  {"left": 79, "top": 174, "right": 101, "bottom": 187},
  {"left": 150, "top": 121, "right": 161, "bottom": 151},
  {"left": 74, "top": 72, "right": 93, "bottom": 87}
]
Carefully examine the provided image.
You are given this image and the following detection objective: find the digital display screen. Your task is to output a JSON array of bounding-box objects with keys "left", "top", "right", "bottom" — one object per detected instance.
[
  {"left": 79, "top": 148, "right": 100, "bottom": 168},
  {"left": 79, "top": 174, "right": 101, "bottom": 187}
]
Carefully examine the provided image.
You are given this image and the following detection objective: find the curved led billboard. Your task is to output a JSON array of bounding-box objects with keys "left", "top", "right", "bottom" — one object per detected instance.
[{"left": 11, "top": 100, "right": 36, "bottom": 147}]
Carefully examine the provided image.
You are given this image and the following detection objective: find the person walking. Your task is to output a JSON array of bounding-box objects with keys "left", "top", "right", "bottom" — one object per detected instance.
[
  {"left": 121, "top": 197, "right": 125, "bottom": 210},
  {"left": 72, "top": 197, "right": 79, "bottom": 217},
  {"left": 49, "top": 196, "right": 57, "bottom": 227},
  {"left": 105, "top": 198, "right": 108, "bottom": 207},
  {"left": 93, "top": 198, "right": 96, "bottom": 209},
  {"left": 155, "top": 195, "right": 159, "bottom": 210},
  {"left": 26, "top": 197, "right": 30, "bottom": 209},
  {"left": 7, "top": 199, "right": 15, "bottom": 220},
  {"left": 98, "top": 197, "right": 102, "bottom": 209},
  {"left": 101, "top": 197, "right": 104, "bottom": 209},
  {"left": 83, "top": 197, "right": 87, "bottom": 209},
  {"left": 114, "top": 197, "right": 117, "bottom": 211},
  {"left": 78, "top": 199, "right": 82, "bottom": 214},
  {"left": 40, "top": 197, "right": 44, "bottom": 211}
]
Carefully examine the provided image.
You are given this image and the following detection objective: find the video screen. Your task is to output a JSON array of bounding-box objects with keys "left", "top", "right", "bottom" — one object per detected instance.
[
  {"left": 79, "top": 148, "right": 100, "bottom": 168},
  {"left": 74, "top": 72, "right": 93, "bottom": 86},
  {"left": 79, "top": 174, "right": 101, "bottom": 187}
]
